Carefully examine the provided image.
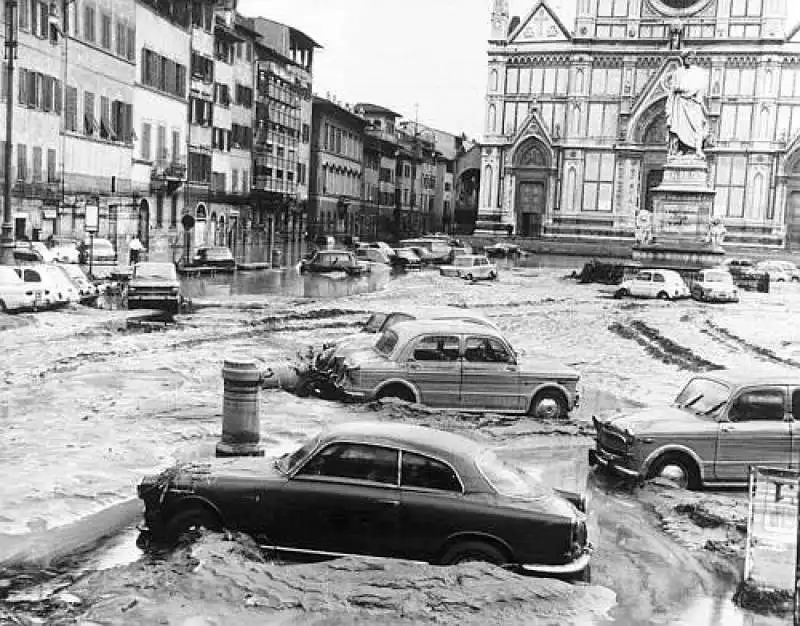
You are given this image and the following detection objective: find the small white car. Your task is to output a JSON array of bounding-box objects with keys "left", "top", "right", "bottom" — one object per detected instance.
[
  {"left": 356, "top": 247, "right": 392, "bottom": 265},
  {"left": 50, "top": 240, "right": 81, "bottom": 264},
  {"left": 755, "top": 260, "right": 797, "bottom": 283},
  {"left": 57, "top": 264, "right": 99, "bottom": 303},
  {"left": 0, "top": 266, "right": 39, "bottom": 312},
  {"left": 690, "top": 269, "right": 739, "bottom": 303},
  {"left": 440, "top": 254, "right": 498, "bottom": 281},
  {"left": 14, "top": 264, "right": 78, "bottom": 308},
  {"left": 615, "top": 269, "right": 690, "bottom": 301}
]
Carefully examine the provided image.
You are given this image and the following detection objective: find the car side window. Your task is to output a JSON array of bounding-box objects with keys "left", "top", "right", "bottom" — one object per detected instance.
[
  {"left": 728, "top": 389, "right": 786, "bottom": 422},
  {"left": 24, "top": 270, "right": 41, "bottom": 282},
  {"left": 653, "top": 273, "right": 666, "bottom": 283},
  {"left": 412, "top": 335, "right": 460, "bottom": 362},
  {"left": 635, "top": 271, "right": 651, "bottom": 281},
  {"left": 401, "top": 451, "right": 461, "bottom": 492},
  {"left": 297, "top": 443, "right": 398, "bottom": 485},
  {"left": 464, "top": 337, "right": 514, "bottom": 364}
]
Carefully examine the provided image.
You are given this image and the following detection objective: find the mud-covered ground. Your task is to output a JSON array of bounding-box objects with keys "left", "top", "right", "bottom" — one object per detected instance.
[{"left": 1, "top": 261, "right": 798, "bottom": 624}]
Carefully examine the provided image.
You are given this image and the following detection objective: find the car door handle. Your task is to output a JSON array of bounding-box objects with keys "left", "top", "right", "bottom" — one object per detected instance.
[
  {"left": 408, "top": 363, "right": 419, "bottom": 370},
  {"left": 377, "top": 499, "right": 400, "bottom": 508},
  {"left": 720, "top": 425, "right": 735, "bottom": 432}
]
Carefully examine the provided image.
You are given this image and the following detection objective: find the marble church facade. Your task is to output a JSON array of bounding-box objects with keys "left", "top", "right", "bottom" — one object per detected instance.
[{"left": 480, "top": 0, "right": 800, "bottom": 250}]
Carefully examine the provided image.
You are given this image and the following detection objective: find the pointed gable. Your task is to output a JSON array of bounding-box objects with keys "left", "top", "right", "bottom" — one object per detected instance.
[
  {"left": 510, "top": 106, "right": 554, "bottom": 154},
  {"left": 509, "top": 1, "right": 571, "bottom": 44}
]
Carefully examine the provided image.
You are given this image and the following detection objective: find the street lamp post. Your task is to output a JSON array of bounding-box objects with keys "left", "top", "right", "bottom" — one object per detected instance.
[{"left": 0, "top": 0, "right": 18, "bottom": 265}]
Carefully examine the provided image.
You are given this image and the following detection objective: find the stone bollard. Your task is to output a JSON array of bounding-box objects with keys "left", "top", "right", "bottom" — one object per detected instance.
[{"left": 216, "top": 356, "right": 265, "bottom": 457}]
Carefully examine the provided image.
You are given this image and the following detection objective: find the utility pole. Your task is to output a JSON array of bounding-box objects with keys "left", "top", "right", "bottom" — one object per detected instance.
[{"left": 0, "top": 0, "right": 18, "bottom": 265}]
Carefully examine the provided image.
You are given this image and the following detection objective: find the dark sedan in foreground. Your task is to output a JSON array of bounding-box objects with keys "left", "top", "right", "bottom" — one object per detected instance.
[{"left": 138, "top": 422, "right": 591, "bottom": 578}]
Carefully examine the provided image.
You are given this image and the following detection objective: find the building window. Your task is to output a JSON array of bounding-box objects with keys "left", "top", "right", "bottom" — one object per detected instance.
[
  {"left": 101, "top": 12, "right": 111, "bottom": 49},
  {"left": 724, "top": 67, "right": 756, "bottom": 97},
  {"left": 47, "top": 148, "right": 56, "bottom": 182},
  {"left": 111, "top": 101, "right": 133, "bottom": 142},
  {"left": 590, "top": 67, "right": 622, "bottom": 96},
  {"left": 65, "top": 85, "right": 77, "bottom": 131},
  {"left": 302, "top": 123, "right": 310, "bottom": 143},
  {"left": 582, "top": 152, "right": 614, "bottom": 212},
  {"left": 157, "top": 125, "right": 167, "bottom": 161},
  {"left": 170, "top": 194, "right": 178, "bottom": 226},
  {"left": 214, "top": 82, "right": 230, "bottom": 107},
  {"left": 597, "top": 0, "right": 630, "bottom": 17},
  {"left": 235, "top": 84, "right": 253, "bottom": 107},
  {"left": 126, "top": 27, "right": 135, "bottom": 61},
  {"left": 191, "top": 53, "right": 214, "bottom": 84},
  {"left": 587, "top": 102, "right": 620, "bottom": 139},
  {"left": 83, "top": 3, "right": 95, "bottom": 43},
  {"left": 188, "top": 151, "right": 212, "bottom": 183},
  {"left": 83, "top": 91, "right": 95, "bottom": 136},
  {"left": 172, "top": 130, "right": 181, "bottom": 163},
  {"left": 190, "top": 97, "right": 213, "bottom": 126},
  {"left": 16, "top": 144, "right": 26, "bottom": 181},
  {"left": 141, "top": 122, "right": 151, "bottom": 160},
  {"left": 212, "top": 172, "right": 226, "bottom": 192},
  {"left": 32, "top": 146, "right": 42, "bottom": 182},
  {"left": 730, "top": 0, "right": 763, "bottom": 17},
  {"left": 116, "top": 20, "right": 126, "bottom": 57},
  {"left": 715, "top": 155, "right": 747, "bottom": 218},
  {"left": 142, "top": 49, "right": 187, "bottom": 99},
  {"left": 19, "top": 0, "right": 30, "bottom": 30},
  {"left": 156, "top": 194, "right": 164, "bottom": 227},
  {"left": 719, "top": 104, "right": 753, "bottom": 141}
]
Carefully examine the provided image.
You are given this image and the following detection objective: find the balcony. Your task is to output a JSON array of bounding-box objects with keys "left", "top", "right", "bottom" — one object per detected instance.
[{"left": 151, "top": 160, "right": 187, "bottom": 194}]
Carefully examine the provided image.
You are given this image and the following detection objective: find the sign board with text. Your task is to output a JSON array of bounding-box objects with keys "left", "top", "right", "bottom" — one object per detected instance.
[{"left": 85, "top": 203, "right": 99, "bottom": 234}]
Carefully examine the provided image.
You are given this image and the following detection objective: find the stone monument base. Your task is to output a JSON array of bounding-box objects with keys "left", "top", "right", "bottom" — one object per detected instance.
[
  {"left": 632, "top": 241, "right": 724, "bottom": 270},
  {"left": 473, "top": 211, "right": 511, "bottom": 236}
]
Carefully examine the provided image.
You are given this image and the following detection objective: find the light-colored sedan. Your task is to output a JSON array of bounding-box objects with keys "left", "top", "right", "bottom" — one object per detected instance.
[
  {"left": 0, "top": 266, "right": 39, "bottom": 312},
  {"left": 440, "top": 254, "right": 498, "bottom": 281},
  {"left": 690, "top": 269, "right": 739, "bottom": 303},
  {"left": 333, "top": 319, "right": 580, "bottom": 419},
  {"left": 14, "top": 264, "right": 78, "bottom": 308},
  {"left": 615, "top": 269, "right": 690, "bottom": 301},
  {"left": 755, "top": 260, "right": 796, "bottom": 283},
  {"left": 591, "top": 370, "right": 800, "bottom": 489}
]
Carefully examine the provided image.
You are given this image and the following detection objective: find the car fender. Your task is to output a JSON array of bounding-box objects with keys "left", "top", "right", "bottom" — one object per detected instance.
[
  {"left": 525, "top": 382, "right": 574, "bottom": 409},
  {"left": 373, "top": 378, "right": 421, "bottom": 403},
  {"left": 642, "top": 444, "right": 707, "bottom": 481},
  {"left": 439, "top": 530, "right": 516, "bottom": 561},
  {"left": 163, "top": 494, "right": 227, "bottom": 526}
]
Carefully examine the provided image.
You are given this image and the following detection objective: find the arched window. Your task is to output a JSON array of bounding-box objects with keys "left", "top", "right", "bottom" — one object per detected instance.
[
  {"left": 488, "top": 104, "right": 497, "bottom": 133},
  {"left": 575, "top": 69, "right": 584, "bottom": 93},
  {"left": 565, "top": 167, "right": 577, "bottom": 212},
  {"left": 571, "top": 104, "right": 582, "bottom": 137},
  {"left": 484, "top": 164, "right": 493, "bottom": 207},
  {"left": 196, "top": 204, "right": 207, "bottom": 220},
  {"left": 748, "top": 173, "right": 765, "bottom": 220},
  {"left": 490, "top": 68, "right": 498, "bottom": 92}
]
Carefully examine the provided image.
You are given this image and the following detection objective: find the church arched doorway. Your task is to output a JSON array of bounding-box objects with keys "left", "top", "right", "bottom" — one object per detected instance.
[{"left": 512, "top": 138, "right": 551, "bottom": 237}]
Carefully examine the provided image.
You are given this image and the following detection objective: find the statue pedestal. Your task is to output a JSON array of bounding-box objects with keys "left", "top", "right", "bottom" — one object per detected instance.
[
  {"left": 633, "top": 157, "right": 723, "bottom": 269},
  {"left": 473, "top": 210, "right": 511, "bottom": 236}
]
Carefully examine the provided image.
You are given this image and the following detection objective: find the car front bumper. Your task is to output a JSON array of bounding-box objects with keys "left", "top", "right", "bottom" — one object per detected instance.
[
  {"left": 588, "top": 448, "right": 642, "bottom": 479},
  {"left": 520, "top": 548, "right": 592, "bottom": 576}
]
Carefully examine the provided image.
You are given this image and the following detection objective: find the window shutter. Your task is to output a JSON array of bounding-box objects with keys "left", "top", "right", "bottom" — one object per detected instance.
[
  {"left": 141, "top": 123, "right": 151, "bottom": 160},
  {"left": 157, "top": 125, "right": 166, "bottom": 161},
  {"left": 54, "top": 79, "right": 62, "bottom": 114},
  {"left": 126, "top": 27, "right": 135, "bottom": 61},
  {"left": 124, "top": 103, "right": 133, "bottom": 142},
  {"left": 18, "top": 68, "right": 26, "bottom": 105}
]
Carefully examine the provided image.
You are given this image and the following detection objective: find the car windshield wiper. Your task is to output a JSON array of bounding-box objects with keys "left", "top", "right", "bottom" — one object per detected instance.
[
  {"left": 702, "top": 401, "right": 727, "bottom": 416},
  {"left": 681, "top": 394, "right": 704, "bottom": 409}
]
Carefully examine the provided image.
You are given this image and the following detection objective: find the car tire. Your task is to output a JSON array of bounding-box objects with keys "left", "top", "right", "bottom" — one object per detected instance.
[
  {"left": 165, "top": 507, "right": 222, "bottom": 544},
  {"left": 614, "top": 288, "right": 629, "bottom": 299},
  {"left": 0, "top": 300, "right": 7, "bottom": 314},
  {"left": 647, "top": 453, "right": 700, "bottom": 490},
  {"left": 574, "top": 565, "right": 592, "bottom": 583},
  {"left": 489, "top": 271, "right": 497, "bottom": 280},
  {"left": 529, "top": 390, "right": 568, "bottom": 420},
  {"left": 657, "top": 291, "right": 671, "bottom": 301},
  {"left": 440, "top": 540, "right": 508, "bottom": 567},
  {"left": 376, "top": 385, "right": 415, "bottom": 404}
]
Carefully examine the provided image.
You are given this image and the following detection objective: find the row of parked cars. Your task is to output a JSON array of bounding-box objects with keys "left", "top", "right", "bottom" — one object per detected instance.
[{"left": 0, "top": 262, "right": 99, "bottom": 312}]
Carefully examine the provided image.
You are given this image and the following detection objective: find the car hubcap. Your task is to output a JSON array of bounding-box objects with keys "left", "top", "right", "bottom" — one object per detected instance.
[
  {"left": 658, "top": 464, "right": 689, "bottom": 488},
  {"left": 535, "top": 398, "right": 560, "bottom": 419}
]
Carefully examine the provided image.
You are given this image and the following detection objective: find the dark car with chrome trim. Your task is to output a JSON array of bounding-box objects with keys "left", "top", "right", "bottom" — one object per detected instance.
[
  {"left": 590, "top": 369, "right": 800, "bottom": 489},
  {"left": 137, "top": 421, "right": 591, "bottom": 578},
  {"left": 125, "top": 262, "right": 183, "bottom": 313}
]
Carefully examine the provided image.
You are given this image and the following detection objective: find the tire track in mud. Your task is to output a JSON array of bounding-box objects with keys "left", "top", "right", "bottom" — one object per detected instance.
[
  {"left": 609, "top": 319, "right": 724, "bottom": 372},
  {"left": 7, "top": 308, "right": 367, "bottom": 380},
  {"left": 702, "top": 320, "right": 800, "bottom": 368}
]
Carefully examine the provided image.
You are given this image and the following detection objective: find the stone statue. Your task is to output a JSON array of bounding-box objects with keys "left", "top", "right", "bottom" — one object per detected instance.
[
  {"left": 635, "top": 210, "right": 653, "bottom": 246},
  {"left": 665, "top": 50, "right": 710, "bottom": 159},
  {"left": 706, "top": 217, "right": 726, "bottom": 249}
]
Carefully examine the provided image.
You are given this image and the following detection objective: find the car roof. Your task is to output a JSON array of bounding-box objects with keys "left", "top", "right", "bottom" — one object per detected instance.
[
  {"left": 696, "top": 368, "right": 800, "bottom": 387},
  {"left": 388, "top": 319, "right": 504, "bottom": 341},
  {"left": 319, "top": 421, "right": 485, "bottom": 461}
]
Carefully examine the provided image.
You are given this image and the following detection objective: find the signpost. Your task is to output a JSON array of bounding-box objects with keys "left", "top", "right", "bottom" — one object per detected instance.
[{"left": 85, "top": 201, "right": 98, "bottom": 278}]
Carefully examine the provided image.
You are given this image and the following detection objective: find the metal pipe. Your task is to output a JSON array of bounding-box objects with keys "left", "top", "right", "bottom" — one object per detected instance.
[{"left": 0, "top": 0, "right": 18, "bottom": 265}]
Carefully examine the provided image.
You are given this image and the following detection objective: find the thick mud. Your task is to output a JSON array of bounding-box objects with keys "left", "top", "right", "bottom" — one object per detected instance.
[{"left": 2, "top": 262, "right": 800, "bottom": 624}]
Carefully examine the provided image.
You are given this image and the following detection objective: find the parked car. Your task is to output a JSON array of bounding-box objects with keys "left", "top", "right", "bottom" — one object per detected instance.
[
  {"left": 406, "top": 245, "right": 438, "bottom": 265},
  {"left": 364, "top": 241, "right": 395, "bottom": 258},
  {"left": 355, "top": 247, "right": 392, "bottom": 265},
  {"left": 720, "top": 257, "right": 759, "bottom": 279},
  {"left": 772, "top": 260, "right": 800, "bottom": 282},
  {"left": 486, "top": 242, "right": 521, "bottom": 258},
  {"left": 78, "top": 237, "right": 117, "bottom": 265},
  {"left": 400, "top": 238, "right": 452, "bottom": 264},
  {"left": 754, "top": 260, "right": 794, "bottom": 283},
  {"left": 299, "top": 249, "right": 369, "bottom": 276},
  {"left": 590, "top": 370, "right": 800, "bottom": 489},
  {"left": 58, "top": 264, "right": 99, "bottom": 304},
  {"left": 13, "top": 241, "right": 55, "bottom": 264},
  {"left": 137, "top": 421, "right": 591, "bottom": 578},
  {"left": 614, "top": 269, "right": 690, "bottom": 301},
  {"left": 690, "top": 269, "right": 739, "bottom": 303},
  {"left": 0, "top": 266, "right": 39, "bottom": 312},
  {"left": 440, "top": 254, "right": 498, "bottom": 281},
  {"left": 190, "top": 246, "right": 236, "bottom": 271},
  {"left": 390, "top": 247, "right": 422, "bottom": 271},
  {"left": 331, "top": 319, "right": 580, "bottom": 418},
  {"left": 14, "top": 264, "right": 75, "bottom": 308},
  {"left": 125, "top": 262, "right": 183, "bottom": 313},
  {"left": 49, "top": 239, "right": 81, "bottom": 264}
]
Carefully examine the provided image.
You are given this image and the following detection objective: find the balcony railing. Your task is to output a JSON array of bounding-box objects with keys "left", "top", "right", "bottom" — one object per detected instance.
[{"left": 152, "top": 159, "right": 188, "bottom": 181}]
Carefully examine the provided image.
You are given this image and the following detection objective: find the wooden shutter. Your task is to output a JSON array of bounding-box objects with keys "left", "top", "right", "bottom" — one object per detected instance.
[{"left": 54, "top": 79, "right": 62, "bottom": 114}]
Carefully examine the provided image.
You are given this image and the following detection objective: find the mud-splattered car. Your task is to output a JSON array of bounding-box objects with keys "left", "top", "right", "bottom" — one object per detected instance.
[
  {"left": 690, "top": 269, "right": 739, "bottom": 303},
  {"left": 590, "top": 370, "right": 800, "bottom": 489},
  {"left": 137, "top": 421, "right": 591, "bottom": 578},
  {"left": 331, "top": 320, "right": 580, "bottom": 418}
]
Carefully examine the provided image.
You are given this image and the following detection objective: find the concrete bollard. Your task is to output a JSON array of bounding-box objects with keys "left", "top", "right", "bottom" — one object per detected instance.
[{"left": 216, "top": 356, "right": 265, "bottom": 457}]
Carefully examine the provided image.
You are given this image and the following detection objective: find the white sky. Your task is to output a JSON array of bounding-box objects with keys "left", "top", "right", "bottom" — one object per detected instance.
[{"left": 238, "top": 0, "right": 800, "bottom": 140}]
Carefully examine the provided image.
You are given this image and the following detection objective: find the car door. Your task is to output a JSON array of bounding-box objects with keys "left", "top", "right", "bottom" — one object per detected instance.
[
  {"left": 396, "top": 450, "right": 466, "bottom": 561},
  {"left": 714, "top": 386, "right": 792, "bottom": 481},
  {"left": 631, "top": 271, "right": 651, "bottom": 297},
  {"left": 404, "top": 334, "right": 462, "bottom": 408},
  {"left": 19, "top": 269, "right": 45, "bottom": 305},
  {"left": 461, "top": 335, "right": 524, "bottom": 411},
  {"left": 271, "top": 442, "right": 402, "bottom": 557}
]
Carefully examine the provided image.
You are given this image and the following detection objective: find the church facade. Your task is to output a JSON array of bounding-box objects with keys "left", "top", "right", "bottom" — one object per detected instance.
[{"left": 479, "top": 0, "right": 800, "bottom": 250}]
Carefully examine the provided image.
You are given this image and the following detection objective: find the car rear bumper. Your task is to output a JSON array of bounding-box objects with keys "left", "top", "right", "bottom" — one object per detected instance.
[
  {"left": 588, "top": 448, "right": 641, "bottom": 479},
  {"left": 520, "top": 548, "right": 592, "bottom": 576},
  {"left": 128, "top": 296, "right": 180, "bottom": 309}
]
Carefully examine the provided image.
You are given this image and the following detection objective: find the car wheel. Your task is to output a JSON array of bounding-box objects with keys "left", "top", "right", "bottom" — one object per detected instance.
[
  {"left": 529, "top": 390, "right": 568, "bottom": 420},
  {"left": 0, "top": 300, "right": 7, "bottom": 314},
  {"left": 489, "top": 271, "right": 497, "bottom": 280},
  {"left": 440, "top": 540, "right": 508, "bottom": 567},
  {"left": 465, "top": 273, "right": 474, "bottom": 281},
  {"left": 647, "top": 453, "right": 700, "bottom": 490},
  {"left": 614, "top": 288, "right": 629, "bottom": 299},
  {"left": 657, "top": 291, "right": 671, "bottom": 301},
  {"left": 165, "top": 507, "right": 222, "bottom": 544},
  {"left": 793, "top": 277, "right": 800, "bottom": 283},
  {"left": 376, "top": 384, "right": 415, "bottom": 404}
]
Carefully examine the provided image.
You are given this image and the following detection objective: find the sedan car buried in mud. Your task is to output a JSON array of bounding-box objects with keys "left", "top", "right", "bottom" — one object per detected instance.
[
  {"left": 590, "top": 369, "right": 800, "bottom": 489},
  {"left": 615, "top": 269, "right": 690, "bottom": 301},
  {"left": 331, "top": 320, "right": 580, "bottom": 418},
  {"left": 690, "top": 269, "right": 739, "bottom": 303},
  {"left": 137, "top": 421, "right": 591, "bottom": 578}
]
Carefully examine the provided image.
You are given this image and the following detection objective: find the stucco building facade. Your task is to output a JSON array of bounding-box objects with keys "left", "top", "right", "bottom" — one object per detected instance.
[{"left": 480, "top": 0, "right": 800, "bottom": 250}]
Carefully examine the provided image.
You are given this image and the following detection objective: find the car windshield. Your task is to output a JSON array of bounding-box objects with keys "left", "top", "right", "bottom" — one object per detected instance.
[
  {"left": 0, "top": 267, "right": 22, "bottom": 284},
  {"left": 674, "top": 377, "right": 731, "bottom": 416},
  {"left": 381, "top": 313, "right": 415, "bottom": 331},
  {"left": 375, "top": 329, "right": 399, "bottom": 356},
  {"left": 203, "top": 248, "right": 232, "bottom": 260},
  {"left": 363, "top": 313, "right": 388, "bottom": 333},
  {"left": 453, "top": 257, "right": 474, "bottom": 267},
  {"left": 318, "top": 253, "right": 352, "bottom": 266},
  {"left": 476, "top": 451, "right": 549, "bottom": 499},
  {"left": 134, "top": 263, "right": 177, "bottom": 280},
  {"left": 703, "top": 272, "right": 731, "bottom": 283},
  {"left": 277, "top": 435, "right": 320, "bottom": 475},
  {"left": 91, "top": 241, "right": 114, "bottom": 252},
  {"left": 396, "top": 249, "right": 418, "bottom": 260}
]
